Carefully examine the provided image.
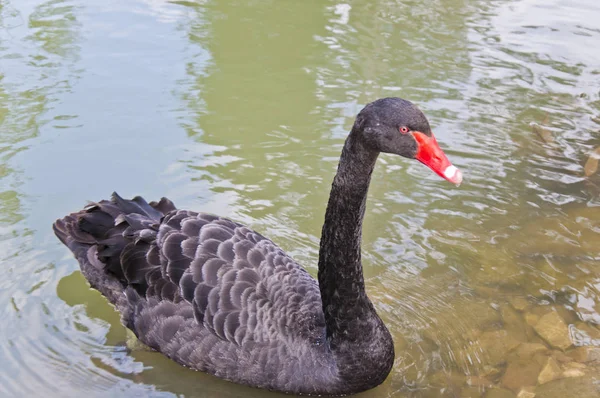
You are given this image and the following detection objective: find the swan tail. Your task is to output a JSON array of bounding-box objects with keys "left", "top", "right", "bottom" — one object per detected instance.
[{"left": 53, "top": 192, "right": 177, "bottom": 305}]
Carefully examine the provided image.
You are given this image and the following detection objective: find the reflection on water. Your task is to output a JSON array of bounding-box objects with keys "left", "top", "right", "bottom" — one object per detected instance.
[
  {"left": 0, "top": 0, "right": 84, "bottom": 395},
  {"left": 0, "top": 0, "right": 599, "bottom": 397}
]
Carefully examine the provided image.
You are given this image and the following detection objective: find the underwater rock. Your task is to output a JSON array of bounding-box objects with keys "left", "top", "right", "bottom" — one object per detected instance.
[
  {"left": 480, "top": 364, "right": 504, "bottom": 380},
  {"left": 562, "top": 367, "right": 585, "bottom": 378},
  {"left": 583, "top": 146, "right": 600, "bottom": 177},
  {"left": 509, "top": 297, "right": 530, "bottom": 312},
  {"left": 478, "top": 330, "right": 521, "bottom": 365},
  {"left": 501, "top": 305, "right": 529, "bottom": 342},
  {"left": 524, "top": 313, "right": 540, "bottom": 328},
  {"left": 530, "top": 122, "right": 554, "bottom": 144},
  {"left": 513, "top": 343, "right": 549, "bottom": 359},
  {"left": 533, "top": 312, "right": 572, "bottom": 350},
  {"left": 467, "top": 376, "right": 496, "bottom": 388},
  {"left": 516, "top": 387, "right": 536, "bottom": 398},
  {"left": 534, "top": 376, "right": 600, "bottom": 398},
  {"left": 561, "top": 361, "right": 587, "bottom": 379},
  {"left": 501, "top": 359, "right": 542, "bottom": 392},
  {"left": 455, "top": 300, "right": 502, "bottom": 330},
  {"left": 551, "top": 350, "right": 573, "bottom": 363},
  {"left": 567, "top": 346, "right": 600, "bottom": 362},
  {"left": 485, "top": 387, "right": 516, "bottom": 398},
  {"left": 537, "top": 357, "right": 562, "bottom": 385}
]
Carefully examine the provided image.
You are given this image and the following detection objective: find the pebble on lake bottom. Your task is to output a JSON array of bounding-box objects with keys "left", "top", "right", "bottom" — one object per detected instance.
[
  {"left": 537, "top": 357, "right": 561, "bottom": 385},
  {"left": 568, "top": 346, "right": 600, "bottom": 362},
  {"left": 532, "top": 311, "right": 572, "bottom": 351},
  {"left": 516, "top": 387, "right": 536, "bottom": 398},
  {"left": 445, "top": 299, "right": 600, "bottom": 398},
  {"left": 534, "top": 376, "right": 600, "bottom": 398}
]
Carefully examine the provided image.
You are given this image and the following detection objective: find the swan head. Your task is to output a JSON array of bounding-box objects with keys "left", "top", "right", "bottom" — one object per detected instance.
[{"left": 355, "top": 97, "right": 463, "bottom": 185}]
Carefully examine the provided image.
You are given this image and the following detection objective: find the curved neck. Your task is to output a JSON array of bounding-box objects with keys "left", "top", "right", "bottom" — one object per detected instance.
[
  {"left": 317, "top": 130, "right": 379, "bottom": 342},
  {"left": 317, "top": 129, "right": 395, "bottom": 391}
]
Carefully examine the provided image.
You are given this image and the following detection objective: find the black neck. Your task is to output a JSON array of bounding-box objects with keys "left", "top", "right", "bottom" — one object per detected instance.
[
  {"left": 316, "top": 128, "right": 395, "bottom": 392},
  {"left": 317, "top": 129, "right": 379, "bottom": 342}
]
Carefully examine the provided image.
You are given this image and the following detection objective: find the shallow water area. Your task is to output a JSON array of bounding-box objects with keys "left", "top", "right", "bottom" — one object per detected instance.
[{"left": 1, "top": 0, "right": 599, "bottom": 397}]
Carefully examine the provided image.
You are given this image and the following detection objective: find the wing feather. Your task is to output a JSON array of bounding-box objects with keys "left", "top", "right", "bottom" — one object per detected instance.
[{"left": 65, "top": 194, "right": 326, "bottom": 352}]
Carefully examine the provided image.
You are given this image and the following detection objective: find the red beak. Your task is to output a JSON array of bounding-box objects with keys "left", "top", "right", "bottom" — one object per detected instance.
[{"left": 412, "top": 131, "right": 463, "bottom": 185}]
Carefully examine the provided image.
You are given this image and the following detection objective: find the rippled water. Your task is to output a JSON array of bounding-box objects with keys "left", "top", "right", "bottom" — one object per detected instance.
[{"left": 1, "top": 0, "right": 599, "bottom": 397}]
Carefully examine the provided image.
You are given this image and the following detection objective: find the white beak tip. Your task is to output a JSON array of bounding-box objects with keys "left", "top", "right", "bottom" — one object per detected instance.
[{"left": 443, "top": 165, "right": 463, "bottom": 186}]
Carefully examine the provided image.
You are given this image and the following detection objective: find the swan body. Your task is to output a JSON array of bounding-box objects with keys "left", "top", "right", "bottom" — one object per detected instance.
[{"left": 54, "top": 98, "right": 461, "bottom": 395}]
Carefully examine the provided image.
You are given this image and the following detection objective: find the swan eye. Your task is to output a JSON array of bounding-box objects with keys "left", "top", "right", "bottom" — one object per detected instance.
[{"left": 399, "top": 126, "right": 409, "bottom": 134}]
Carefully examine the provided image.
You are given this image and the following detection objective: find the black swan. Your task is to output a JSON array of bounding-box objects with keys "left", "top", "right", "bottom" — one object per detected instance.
[{"left": 54, "top": 98, "right": 462, "bottom": 396}]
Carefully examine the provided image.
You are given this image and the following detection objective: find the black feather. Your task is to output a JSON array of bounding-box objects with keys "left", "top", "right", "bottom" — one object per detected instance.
[
  {"left": 149, "top": 197, "right": 177, "bottom": 215},
  {"left": 180, "top": 272, "right": 196, "bottom": 302},
  {"left": 121, "top": 241, "right": 156, "bottom": 286},
  {"left": 131, "top": 195, "right": 164, "bottom": 220},
  {"left": 200, "top": 224, "right": 234, "bottom": 242},
  {"left": 202, "top": 258, "right": 226, "bottom": 286},
  {"left": 52, "top": 186, "right": 369, "bottom": 395},
  {"left": 181, "top": 218, "right": 204, "bottom": 237}
]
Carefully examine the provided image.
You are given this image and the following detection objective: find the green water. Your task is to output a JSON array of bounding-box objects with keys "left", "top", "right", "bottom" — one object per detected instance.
[{"left": 1, "top": 0, "right": 599, "bottom": 397}]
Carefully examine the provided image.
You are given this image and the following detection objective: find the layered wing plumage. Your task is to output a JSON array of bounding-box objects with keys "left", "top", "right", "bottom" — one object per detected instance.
[{"left": 54, "top": 193, "right": 336, "bottom": 394}]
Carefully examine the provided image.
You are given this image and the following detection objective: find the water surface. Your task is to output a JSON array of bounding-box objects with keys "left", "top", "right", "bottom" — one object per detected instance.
[{"left": 1, "top": 0, "right": 599, "bottom": 397}]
